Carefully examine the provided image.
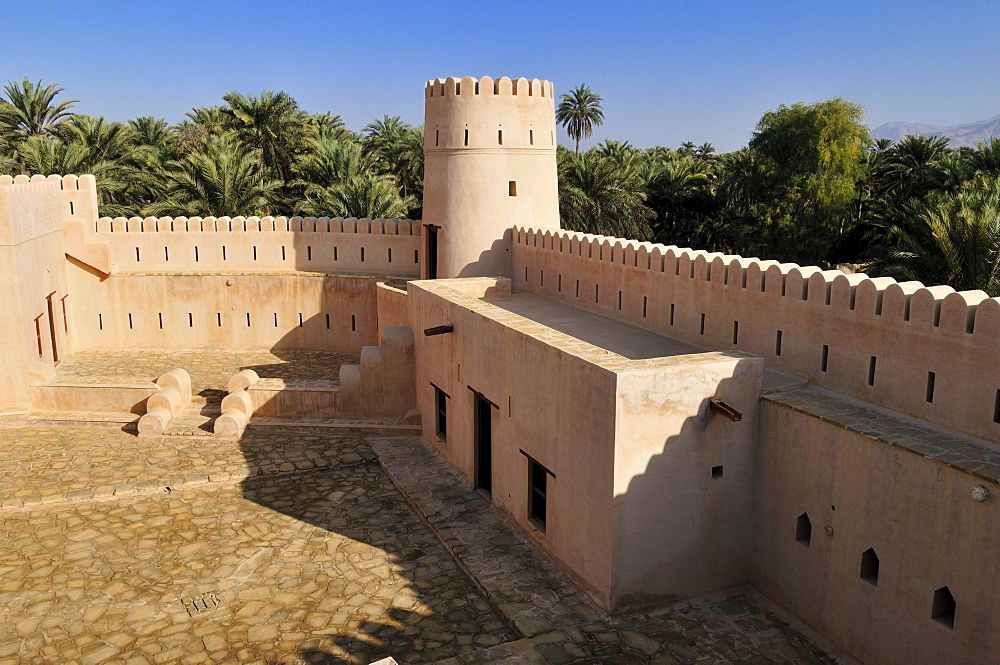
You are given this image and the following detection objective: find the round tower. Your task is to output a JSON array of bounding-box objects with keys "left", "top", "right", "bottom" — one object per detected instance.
[{"left": 422, "top": 76, "right": 560, "bottom": 279}]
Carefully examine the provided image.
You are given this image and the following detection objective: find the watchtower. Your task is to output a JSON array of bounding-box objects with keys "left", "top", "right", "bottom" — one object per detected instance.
[{"left": 422, "top": 76, "right": 560, "bottom": 279}]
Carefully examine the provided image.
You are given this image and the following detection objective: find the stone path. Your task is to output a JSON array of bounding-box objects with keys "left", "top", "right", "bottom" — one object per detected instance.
[
  {"left": 0, "top": 425, "right": 514, "bottom": 665},
  {"left": 51, "top": 350, "right": 360, "bottom": 394},
  {"left": 0, "top": 420, "right": 840, "bottom": 665},
  {"left": 371, "top": 438, "right": 839, "bottom": 665}
]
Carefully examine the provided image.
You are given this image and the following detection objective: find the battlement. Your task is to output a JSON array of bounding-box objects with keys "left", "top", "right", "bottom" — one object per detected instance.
[
  {"left": 424, "top": 76, "right": 557, "bottom": 153},
  {"left": 513, "top": 226, "right": 1000, "bottom": 442},
  {"left": 0, "top": 173, "right": 99, "bottom": 224},
  {"left": 425, "top": 76, "right": 554, "bottom": 99}
]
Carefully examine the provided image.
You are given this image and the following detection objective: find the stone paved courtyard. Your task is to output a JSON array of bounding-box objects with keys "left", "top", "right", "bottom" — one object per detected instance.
[{"left": 0, "top": 421, "right": 840, "bottom": 665}]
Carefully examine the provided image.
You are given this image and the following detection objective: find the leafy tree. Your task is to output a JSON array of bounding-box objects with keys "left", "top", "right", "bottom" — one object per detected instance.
[
  {"left": 556, "top": 85, "right": 604, "bottom": 154},
  {"left": 0, "top": 78, "right": 77, "bottom": 141},
  {"left": 222, "top": 91, "right": 312, "bottom": 185},
  {"left": 300, "top": 174, "right": 414, "bottom": 219},
  {"left": 558, "top": 148, "right": 652, "bottom": 239},
  {"left": 145, "top": 135, "right": 279, "bottom": 217},
  {"left": 746, "top": 98, "right": 869, "bottom": 264},
  {"left": 362, "top": 115, "right": 424, "bottom": 215},
  {"left": 870, "top": 176, "right": 1000, "bottom": 295}
]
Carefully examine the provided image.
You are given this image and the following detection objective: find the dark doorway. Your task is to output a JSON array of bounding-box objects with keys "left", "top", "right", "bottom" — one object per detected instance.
[
  {"left": 474, "top": 392, "right": 493, "bottom": 496},
  {"left": 45, "top": 292, "right": 60, "bottom": 364},
  {"left": 425, "top": 225, "right": 439, "bottom": 280}
]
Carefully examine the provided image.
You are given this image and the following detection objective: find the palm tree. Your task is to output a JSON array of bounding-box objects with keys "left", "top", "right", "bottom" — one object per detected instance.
[
  {"left": 222, "top": 90, "right": 312, "bottom": 184},
  {"left": 362, "top": 115, "right": 424, "bottom": 210},
  {"left": 0, "top": 78, "right": 78, "bottom": 141},
  {"left": 556, "top": 85, "right": 605, "bottom": 154},
  {"left": 557, "top": 148, "right": 652, "bottom": 239},
  {"left": 145, "top": 135, "right": 279, "bottom": 217},
  {"left": 300, "top": 174, "right": 414, "bottom": 219},
  {"left": 869, "top": 176, "right": 1000, "bottom": 295}
]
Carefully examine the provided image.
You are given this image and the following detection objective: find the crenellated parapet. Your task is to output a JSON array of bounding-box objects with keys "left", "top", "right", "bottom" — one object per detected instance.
[
  {"left": 512, "top": 226, "right": 1000, "bottom": 442},
  {"left": 425, "top": 76, "right": 556, "bottom": 152}
]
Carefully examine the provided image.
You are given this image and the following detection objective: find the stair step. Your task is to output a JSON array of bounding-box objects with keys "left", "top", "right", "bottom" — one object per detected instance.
[
  {"left": 28, "top": 411, "right": 139, "bottom": 425},
  {"left": 248, "top": 417, "right": 420, "bottom": 436}
]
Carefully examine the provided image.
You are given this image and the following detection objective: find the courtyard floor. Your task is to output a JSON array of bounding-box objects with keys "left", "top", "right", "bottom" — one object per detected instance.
[{"left": 0, "top": 422, "right": 839, "bottom": 665}]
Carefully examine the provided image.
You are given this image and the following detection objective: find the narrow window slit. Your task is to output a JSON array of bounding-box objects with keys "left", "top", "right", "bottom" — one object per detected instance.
[
  {"left": 821, "top": 345, "right": 830, "bottom": 372},
  {"left": 670, "top": 304, "right": 676, "bottom": 326},
  {"left": 868, "top": 356, "right": 877, "bottom": 386},
  {"left": 643, "top": 296, "right": 648, "bottom": 318},
  {"left": 732, "top": 321, "right": 739, "bottom": 345},
  {"left": 307, "top": 246, "right": 312, "bottom": 261},
  {"left": 351, "top": 315, "right": 356, "bottom": 332},
  {"left": 776, "top": 330, "right": 783, "bottom": 356},
  {"left": 128, "top": 313, "right": 133, "bottom": 330},
  {"left": 700, "top": 313, "right": 706, "bottom": 335},
  {"left": 926, "top": 371, "right": 936, "bottom": 402},
  {"left": 932, "top": 587, "right": 956, "bottom": 629},
  {"left": 217, "top": 313, "right": 222, "bottom": 327},
  {"left": 188, "top": 313, "right": 193, "bottom": 328},
  {"left": 325, "top": 314, "right": 330, "bottom": 330},
  {"left": 299, "top": 313, "right": 304, "bottom": 328},
  {"left": 158, "top": 313, "right": 163, "bottom": 330},
  {"left": 195, "top": 246, "right": 199, "bottom": 262}
]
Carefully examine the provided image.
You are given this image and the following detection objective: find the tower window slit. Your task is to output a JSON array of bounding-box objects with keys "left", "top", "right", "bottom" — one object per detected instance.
[
  {"left": 699, "top": 313, "right": 706, "bottom": 335},
  {"left": 135, "top": 247, "right": 140, "bottom": 262},
  {"left": 361, "top": 247, "right": 365, "bottom": 262},
  {"left": 498, "top": 129, "right": 503, "bottom": 145},
  {"left": 99, "top": 313, "right": 103, "bottom": 330},
  {"left": 299, "top": 313, "right": 304, "bottom": 328},
  {"left": 351, "top": 315, "right": 356, "bottom": 332},
  {"left": 326, "top": 313, "right": 330, "bottom": 329},
  {"left": 158, "top": 313, "right": 163, "bottom": 330},
  {"left": 558, "top": 274, "right": 562, "bottom": 292},
  {"left": 217, "top": 313, "right": 222, "bottom": 327},
  {"left": 195, "top": 246, "right": 199, "bottom": 262},
  {"left": 274, "top": 313, "right": 279, "bottom": 327},
  {"left": 164, "top": 247, "right": 169, "bottom": 261},
  {"left": 435, "top": 129, "right": 439, "bottom": 146},
  {"left": 128, "top": 313, "right": 133, "bottom": 330},
  {"left": 821, "top": 345, "right": 829, "bottom": 372},
  {"left": 670, "top": 303, "right": 675, "bottom": 326},
  {"left": 414, "top": 249, "right": 419, "bottom": 264},
  {"left": 643, "top": 296, "right": 647, "bottom": 318},
  {"left": 575, "top": 279, "right": 580, "bottom": 298},
  {"left": 732, "top": 321, "right": 739, "bottom": 344},
  {"left": 868, "top": 356, "right": 877, "bottom": 386},
  {"left": 618, "top": 290, "right": 622, "bottom": 311},
  {"left": 334, "top": 247, "right": 339, "bottom": 261},
  {"left": 388, "top": 248, "right": 393, "bottom": 263},
  {"left": 247, "top": 313, "right": 251, "bottom": 327},
  {"left": 307, "top": 246, "right": 312, "bottom": 261},
  {"left": 253, "top": 245, "right": 257, "bottom": 261},
  {"left": 529, "top": 129, "right": 534, "bottom": 145},
  {"left": 464, "top": 129, "right": 469, "bottom": 146},
  {"left": 595, "top": 284, "right": 599, "bottom": 304},
  {"left": 188, "top": 313, "right": 193, "bottom": 328},
  {"left": 281, "top": 246, "right": 286, "bottom": 261},
  {"left": 776, "top": 330, "right": 783, "bottom": 356},
  {"left": 509, "top": 181, "right": 517, "bottom": 196},
  {"left": 222, "top": 245, "right": 227, "bottom": 261},
  {"left": 926, "top": 371, "right": 936, "bottom": 402}
]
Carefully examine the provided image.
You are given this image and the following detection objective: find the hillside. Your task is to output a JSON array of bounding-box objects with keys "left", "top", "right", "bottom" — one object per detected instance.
[{"left": 871, "top": 114, "right": 1000, "bottom": 147}]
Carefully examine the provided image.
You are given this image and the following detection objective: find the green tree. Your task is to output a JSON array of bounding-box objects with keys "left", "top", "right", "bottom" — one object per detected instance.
[
  {"left": 0, "top": 78, "right": 77, "bottom": 141},
  {"left": 557, "top": 148, "right": 652, "bottom": 239},
  {"left": 221, "top": 91, "right": 312, "bottom": 184},
  {"left": 746, "top": 98, "right": 869, "bottom": 264},
  {"left": 146, "top": 135, "right": 279, "bottom": 217},
  {"left": 556, "top": 85, "right": 605, "bottom": 154},
  {"left": 871, "top": 176, "right": 1000, "bottom": 295}
]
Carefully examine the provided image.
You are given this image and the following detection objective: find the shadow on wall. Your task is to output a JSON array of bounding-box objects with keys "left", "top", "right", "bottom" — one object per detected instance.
[
  {"left": 455, "top": 232, "right": 513, "bottom": 278},
  {"left": 610, "top": 359, "right": 760, "bottom": 614}
]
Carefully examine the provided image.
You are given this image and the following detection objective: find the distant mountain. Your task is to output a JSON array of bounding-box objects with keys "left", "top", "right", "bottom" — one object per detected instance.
[{"left": 871, "top": 115, "right": 1000, "bottom": 147}]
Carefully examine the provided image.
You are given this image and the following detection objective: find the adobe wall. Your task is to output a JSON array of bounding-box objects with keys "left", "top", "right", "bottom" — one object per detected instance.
[
  {"left": 611, "top": 353, "right": 762, "bottom": 612},
  {"left": 90, "top": 215, "right": 422, "bottom": 275},
  {"left": 66, "top": 264, "right": 381, "bottom": 351},
  {"left": 512, "top": 227, "right": 1000, "bottom": 443},
  {"left": 409, "top": 277, "right": 617, "bottom": 608},
  {"left": 752, "top": 401, "right": 1000, "bottom": 665},
  {"left": 0, "top": 177, "right": 74, "bottom": 410}
]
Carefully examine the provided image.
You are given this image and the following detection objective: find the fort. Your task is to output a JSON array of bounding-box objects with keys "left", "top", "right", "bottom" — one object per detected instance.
[{"left": 0, "top": 76, "right": 996, "bottom": 665}]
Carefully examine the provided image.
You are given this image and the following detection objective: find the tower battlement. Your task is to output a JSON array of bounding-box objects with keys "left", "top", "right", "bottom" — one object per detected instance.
[{"left": 424, "top": 76, "right": 557, "bottom": 153}]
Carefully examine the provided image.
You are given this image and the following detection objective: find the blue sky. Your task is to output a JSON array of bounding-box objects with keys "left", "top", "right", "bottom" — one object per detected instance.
[{"left": 3, "top": 1, "right": 999, "bottom": 152}]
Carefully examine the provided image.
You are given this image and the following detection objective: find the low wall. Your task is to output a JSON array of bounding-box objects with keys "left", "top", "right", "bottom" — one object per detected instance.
[
  {"left": 512, "top": 226, "right": 1000, "bottom": 442},
  {"left": 752, "top": 400, "right": 1000, "bottom": 665},
  {"left": 376, "top": 281, "right": 410, "bottom": 343}
]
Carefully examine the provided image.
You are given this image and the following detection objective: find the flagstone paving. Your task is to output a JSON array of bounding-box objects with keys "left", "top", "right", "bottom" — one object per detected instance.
[{"left": 0, "top": 421, "right": 840, "bottom": 664}]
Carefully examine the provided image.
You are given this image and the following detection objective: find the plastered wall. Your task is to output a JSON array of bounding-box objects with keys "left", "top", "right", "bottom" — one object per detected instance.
[
  {"left": 512, "top": 227, "right": 1000, "bottom": 442},
  {"left": 0, "top": 178, "right": 73, "bottom": 410},
  {"left": 752, "top": 403, "right": 1000, "bottom": 665},
  {"left": 91, "top": 215, "right": 422, "bottom": 275},
  {"left": 67, "top": 266, "right": 381, "bottom": 352},
  {"left": 611, "top": 354, "right": 762, "bottom": 612},
  {"left": 410, "top": 277, "right": 617, "bottom": 607}
]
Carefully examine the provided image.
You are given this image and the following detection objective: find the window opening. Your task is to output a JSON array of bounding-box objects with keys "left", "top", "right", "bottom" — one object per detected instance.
[
  {"left": 926, "top": 371, "right": 936, "bottom": 402},
  {"left": 796, "top": 513, "right": 812, "bottom": 546},
  {"left": 528, "top": 457, "right": 550, "bottom": 532},
  {"left": 860, "top": 548, "right": 879, "bottom": 586},
  {"left": 712, "top": 465, "right": 724, "bottom": 479},
  {"left": 776, "top": 330, "right": 783, "bottom": 356},
  {"left": 732, "top": 321, "right": 739, "bottom": 345},
  {"left": 868, "top": 356, "right": 877, "bottom": 386},
  {"left": 433, "top": 384, "right": 449, "bottom": 441},
  {"left": 821, "top": 345, "right": 829, "bottom": 372},
  {"left": 932, "top": 587, "right": 956, "bottom": 629},
  {"left": 509, "top": 181, "right": 517, "bottom": 196}
]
